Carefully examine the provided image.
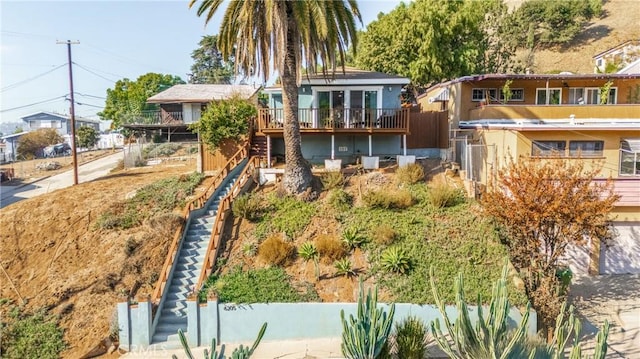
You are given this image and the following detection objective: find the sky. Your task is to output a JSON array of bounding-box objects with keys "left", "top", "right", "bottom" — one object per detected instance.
[{"left": 0, "top": 0, "right": 403, "bottom": 130}]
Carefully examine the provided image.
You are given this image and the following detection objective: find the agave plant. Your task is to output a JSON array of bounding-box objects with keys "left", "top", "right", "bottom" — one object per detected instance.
[
  {"left": 380, "top": 246, "right": 412, "bottom": 274},
  {"left": 341, "top": 226, "right": 368, "bottom": 250},
  {"left": 334, "top": 258, "right": 356, "bottom": 277},
  {"left": 299, "top": 241, "right": 320, "bottom": 280}
]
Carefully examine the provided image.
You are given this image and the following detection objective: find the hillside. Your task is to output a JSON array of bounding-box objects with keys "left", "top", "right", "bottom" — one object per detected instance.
[
  {"left": 514, "top": 0, "right": 640, "bottom": 74},
  {"left": 0, "top": 159, "right": 200, "bottom": 358}
]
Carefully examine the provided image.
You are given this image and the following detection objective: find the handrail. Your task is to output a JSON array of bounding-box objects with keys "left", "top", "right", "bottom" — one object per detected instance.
[
  {"left": 194, "top": 155, "right": 261, "bottom": 294},
  {"left": 151, "top": 141, "right": 250, "bottom": 305}
]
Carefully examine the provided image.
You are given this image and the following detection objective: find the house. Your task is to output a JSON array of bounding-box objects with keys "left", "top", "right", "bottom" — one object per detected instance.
[
  {"left": 0, "top": 132, "right": 27, "bottom": 162},
  {"left": 21, "top": 111, "right": 100, "bottom": 137},
  {"left": 593, "top": 39, "right": 640, "bottom": 73},
  {"left": 418, "top": 73, "right": 640, "bottom": 275},
  {"left": 259, "top": 68, "right": 412, "bottom": 169},
  {"left": 128, "top": 84, "right": 261, "bottom": 143}
]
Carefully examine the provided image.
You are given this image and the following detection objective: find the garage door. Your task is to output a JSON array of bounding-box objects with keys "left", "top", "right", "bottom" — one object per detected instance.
[{"left": 600, "top": 222, "right": 640, "bottom": 274}]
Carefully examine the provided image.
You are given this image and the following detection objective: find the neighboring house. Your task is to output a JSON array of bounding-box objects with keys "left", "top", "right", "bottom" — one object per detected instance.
[
  {"left": 0, "top": 141, "right": 6, "bottom": 164},
  {"left": 0, "top": 132, "right": 27, "bottom": 162},
  {"left": 260, "top": 68, "right": 411, "bottom": 168},
  {"left": 593, "top": 39, "right": 640, "bottom": 73},
  {"left": 97, "top": 132, "right": 125, "bottom": 150},
  {"left": 619, "top": 58, "right": 640, "bottom": 74},
  {"left": 21, "top": 111, "right": 100, "bottom": 137},
  {"left": 418, "top": 73, "right": 640, "bottom": 275},
  {"left": 126, "top": 84, "right": 261, "bottom": 142}
]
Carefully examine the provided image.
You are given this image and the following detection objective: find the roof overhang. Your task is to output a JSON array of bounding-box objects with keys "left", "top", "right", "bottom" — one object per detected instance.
[{"left": 459, "top": 119, "right": 640, "bottom": 132}]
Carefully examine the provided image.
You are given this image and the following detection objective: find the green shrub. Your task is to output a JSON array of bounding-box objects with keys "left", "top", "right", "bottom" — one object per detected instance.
[
  {"left": 429, "top": 183, "right": 464, "bottom": 208},
  {"left": 394, "top": 316, "right": 428, "bottom": 359},
  {"left": 341, "top": 227, "right": 368, "bottom": 250},
  {"left": 380, "top": 247, "right": 412, "bottom": 274},
  {"left": 321, "top": 170, "right": 344, "bottom": 190},
  {"left": 258, "top": 235, "right": 295, "bottom": 266},
  {"left": 232, "top": 193, "right": 261, "bottom": 221},
  {"left": 201, "top": 266, "right": 317, "bottom": 303},
  {"left": 316, "top": 234, "right": 348, "bottom": 264},
  {"left": 1, "top": 308, "right": 66, "bottom": 359},
  {"left": 327, "top": 189, "right": 352, "bottom": 212},
  {"left": 373, "top": 225, "right": 396, "bottom": 246},
  {"left": 396, "top": 163, "right": 425, "bottom": 185},
  {"left": 334, "top": 258, "right": 356, "bottom": 277},
  {"left": 362, "top": 189, "right": 413, "bottom": 209}
]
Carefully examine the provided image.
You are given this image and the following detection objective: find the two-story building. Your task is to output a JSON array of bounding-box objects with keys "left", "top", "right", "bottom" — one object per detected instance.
[
  {"left": 259, "top": 68, "right": 411, "bottom": 168},
  {"left": 21, "top": 111, "right": 100, "bottom": 137},
  {"left": 593, "top": 39, "right": 640, "bottom": 73},
  {"left": 419, "top": 73, "right": 640, "bottom": 275}
]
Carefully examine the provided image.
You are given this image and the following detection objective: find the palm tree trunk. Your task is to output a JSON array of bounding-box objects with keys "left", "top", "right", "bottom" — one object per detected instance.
[{"left": 280, "top": 26, "right": 314, "bottom": 196}]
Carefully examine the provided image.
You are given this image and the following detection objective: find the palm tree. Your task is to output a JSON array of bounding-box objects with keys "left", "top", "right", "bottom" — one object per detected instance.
[{"left": 189, "top": 0, "right": 361, "bottom": 196}]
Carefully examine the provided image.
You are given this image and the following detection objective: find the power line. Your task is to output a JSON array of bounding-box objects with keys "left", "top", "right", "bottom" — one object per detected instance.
[
  {"left": 0, "top": 96, "right": 66, "bottom": 113},
  {"left": 71, "top": 62, "right": 127, "bottom": 81},
  {"left": 74, "top": 92, "right": 106, "bottom": 100},
  {"left": 81, "top": 42, "right": 179, "bottom": 75},
  {"left": 72, "top": 62, "right": 117, "bottom": 83},
  {"left": 0, "top": 64, "right": 66, "bottom": 92}
]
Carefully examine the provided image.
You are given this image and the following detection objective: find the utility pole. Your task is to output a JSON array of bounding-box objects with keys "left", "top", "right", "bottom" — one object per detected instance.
[{"left": 57, "top": 40, "right": 80, "bottom": 185}]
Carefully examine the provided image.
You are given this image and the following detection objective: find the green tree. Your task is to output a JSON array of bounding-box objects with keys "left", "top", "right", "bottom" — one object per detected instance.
[
  {"left": 355, "top": 0, "right": 519, "bottom": 89},
  {"left": 16, "top": 129, "right": 63, "bottom": 160},
  {"left": 481, "top": 157, "right": 618, "bottom": 339},
  {"left": 190, "top": 35, "right": 235, "bottom": 84},
  {"left": 188, "top": 96, "right": 257, "bottom": 149},
  {"left": 189, "top": 0, "right": 360, "bottom": 197},
  {"left": 98, "top": 73, "right": 185, "bottom": 129},
  {"left": 76, "top": 126, "right": 99, "bottom": 149}
]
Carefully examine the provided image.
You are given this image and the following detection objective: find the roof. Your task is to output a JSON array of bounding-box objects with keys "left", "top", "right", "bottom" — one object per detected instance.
[
  {"left": 619, "top": 58, "right": 640, "bottom": 74},
  {"left": 301, "top": 67, "right": 410, "bottom": 85},
  {"left": 1, "top": 131, "right": 28, "bottom": 140},
  {"left": 592, "top": 39, "right": 640, "bottom": 59},
  {"left": 417, "top": 73, "right": 640, "bottom": 99},
  {"left": 147, "top": 84, "right": 260, "bottom": 103},
  {"left": 20, "top": 111, "right": 100, "bottom": 124}
]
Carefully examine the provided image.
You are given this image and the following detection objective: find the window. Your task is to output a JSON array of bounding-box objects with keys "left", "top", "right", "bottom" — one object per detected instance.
[
  {"left": 569, "top": 141, "right": 604, "bottom": 157},
  {"left": 536, "top": 88, "right": 562, "bottom": 105},
  {"left": 472, "top": 88, "right": 497, "bottom": 102},
  {"left": 585, "top": 87, "right": 618, "bottom": 104},
  {"left": 498, "top": 88, "right": 524, "bottom": 102},
  {"left": 532, "top": 141, "right": 566, "bottom": 156},
  {"left": 620, "top": 139, "right": 640, "bottom": 176},
  {"left": 568, "top": 88, "right": 585, "bottom": 104}
]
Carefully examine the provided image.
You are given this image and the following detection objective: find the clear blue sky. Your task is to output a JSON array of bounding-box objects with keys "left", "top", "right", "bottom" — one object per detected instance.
[{"left": 0, "top": 0, "right": 402, "bottom": 129}]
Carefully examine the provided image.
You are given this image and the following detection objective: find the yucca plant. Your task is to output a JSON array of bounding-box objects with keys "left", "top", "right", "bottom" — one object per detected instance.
[
  {"left": 299, "top": 241, "right": 320, "bottom": 280},
  {"left": 341, "top": 278, "right": 395, "bottom": 359},
  {"left": 241, "top": 242, "right": 258, "bottom": 257},
  {"left": 173, "top": 322, "right": 267, "bottom": 359},
  {"left": 232, "top": 193, "right": 261, "bottom": 221},
  {"left": 334, "top": 258, "right": 356, "bottom": 277},
  {"left": 342, "top": 226, "right": 368, "bottom": 250},
  {"left": 380, "top": 247, "right": 412, "bottom": 274}
]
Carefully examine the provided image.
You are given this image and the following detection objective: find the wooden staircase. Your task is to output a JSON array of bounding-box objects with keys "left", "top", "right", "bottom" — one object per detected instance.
[{"left": 250, "top": 135, "right": 267, "bottom": 158}]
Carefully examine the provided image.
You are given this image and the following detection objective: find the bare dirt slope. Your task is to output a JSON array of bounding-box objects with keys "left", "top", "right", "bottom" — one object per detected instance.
[
  {"left": 0, "top": 159, "right": 198, "bottom": 358},
  {"left": 517, "top": 0, "right": 640, "bottom": 74}
]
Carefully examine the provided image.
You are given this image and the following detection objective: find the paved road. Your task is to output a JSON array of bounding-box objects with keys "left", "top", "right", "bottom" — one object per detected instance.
[{"left": 0, "top": 151, "right": 123, "bottom": 209}]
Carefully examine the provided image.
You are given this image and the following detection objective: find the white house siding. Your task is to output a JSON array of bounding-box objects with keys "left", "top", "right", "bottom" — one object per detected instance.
[
  {"left": 600, "top": 222, "right": 640, "bottom": 274},
  {"left": 559, "top": 239, "right": 592, "bottom": 276}
]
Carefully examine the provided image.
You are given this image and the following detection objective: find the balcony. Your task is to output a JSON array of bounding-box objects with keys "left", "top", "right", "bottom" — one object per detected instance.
[
  {"left": 257, "top": 108, "right": 410, "bottom": 135},
  {"left": 123, "top": 111, "right": 192, "bottom": 127},
  {"left": 468, "top": 104, "right": 640, "bottom": 121}
]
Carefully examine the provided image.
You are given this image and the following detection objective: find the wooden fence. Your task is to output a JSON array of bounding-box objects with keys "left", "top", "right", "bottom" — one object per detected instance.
[{"left": 406, "top": 109, "right": 449, "bottom": 149}]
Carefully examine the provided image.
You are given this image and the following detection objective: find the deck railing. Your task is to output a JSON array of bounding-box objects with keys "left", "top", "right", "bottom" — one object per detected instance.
[
  {"left": 150, "top": 142, "right": 250, "bottom": 306},
  {"left": 125, "top": 111, "right": 189, "bottom": 125},
  {"left": 258, "top": 107, "right": 409, "bottom": 131}
]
